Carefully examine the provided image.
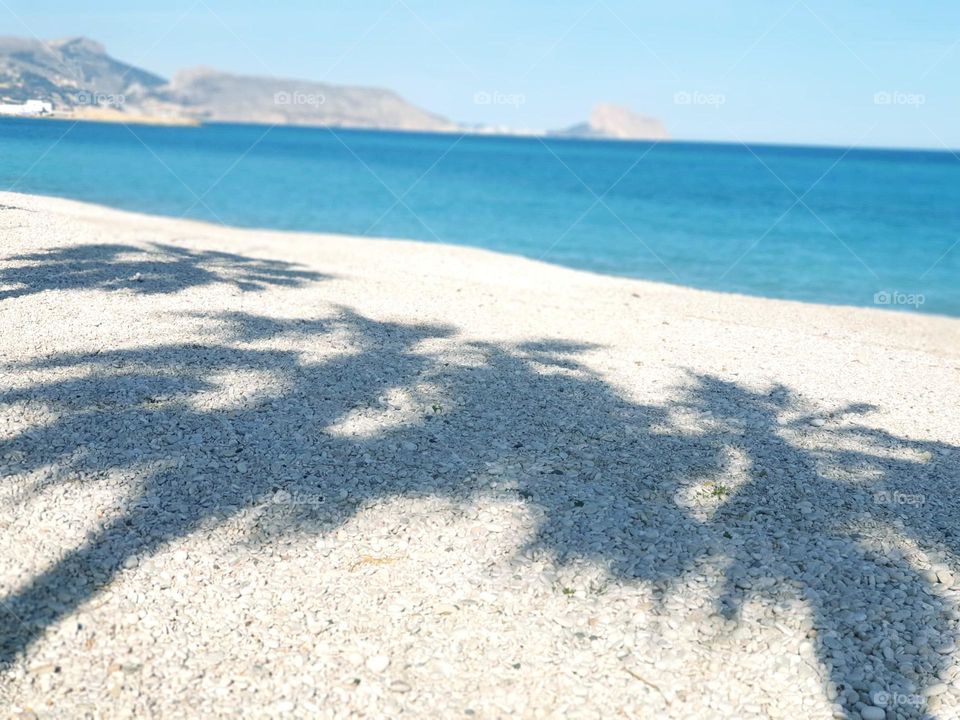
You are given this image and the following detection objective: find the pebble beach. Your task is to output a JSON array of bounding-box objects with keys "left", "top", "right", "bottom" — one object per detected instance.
[{"left": 1, "top": 191, "right": 959, "bottom": 719}]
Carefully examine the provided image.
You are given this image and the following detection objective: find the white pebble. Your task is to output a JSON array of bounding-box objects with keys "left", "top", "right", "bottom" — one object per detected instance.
[{"left": 366, "top": 655, "right": 390, "bottom": 673}]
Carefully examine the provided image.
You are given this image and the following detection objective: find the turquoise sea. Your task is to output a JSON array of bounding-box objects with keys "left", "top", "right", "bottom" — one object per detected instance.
[{"left": 1, "top": 118, "right": 958, "bottom": 316}]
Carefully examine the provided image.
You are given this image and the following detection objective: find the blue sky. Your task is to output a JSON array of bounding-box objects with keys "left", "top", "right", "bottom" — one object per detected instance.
[{"left": 5, "top": 0, "right": 959, "bottom": 148}]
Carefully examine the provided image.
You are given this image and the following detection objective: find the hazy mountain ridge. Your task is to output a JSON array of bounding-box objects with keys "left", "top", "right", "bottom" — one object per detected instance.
[
  {"left": 0, "top": 36, "right": 455, "bottom": 131},
  {"left": 552, "top": 102, "right": 668, "bottom": 141},
  {"left": 156, "top": 67, "right": 456, "bottom": 131},
  {"left": 0, "top": 36, "right": 165, "bottom": 105},
  {"left": 0, "top": 36, "right": 666, "bottom": 139}
]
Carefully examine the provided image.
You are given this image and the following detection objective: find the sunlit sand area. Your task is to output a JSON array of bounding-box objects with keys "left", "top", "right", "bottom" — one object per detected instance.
[{"left": 1, "top": 192, "right": 958, "bottom": 718}]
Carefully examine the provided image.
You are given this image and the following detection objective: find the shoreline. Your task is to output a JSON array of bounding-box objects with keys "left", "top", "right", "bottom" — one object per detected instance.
[
  {"left": 2, "top": 189, "right": 958, "bottom": 326},
  {"left": 0, "top": 111, "right": 202, "bottom": 127}
]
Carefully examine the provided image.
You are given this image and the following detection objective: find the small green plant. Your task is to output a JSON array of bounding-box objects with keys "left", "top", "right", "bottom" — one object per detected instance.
[
  {"left": 708, "top": 483, "right": 729, "bottom": 498},
  {"left": 562, "top": 587, "right": 576, "bottom": 596},
  {"left": 431, "top": 403, "right": 443, "bottom": 414}
]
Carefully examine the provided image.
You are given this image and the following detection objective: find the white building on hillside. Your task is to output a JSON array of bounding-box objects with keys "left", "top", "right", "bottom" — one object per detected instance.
[{"left": 0, "top": 100, "right": 53, "bottom": 116}]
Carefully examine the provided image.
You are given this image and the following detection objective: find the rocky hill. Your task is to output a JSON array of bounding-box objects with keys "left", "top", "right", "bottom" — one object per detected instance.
[
  {"left": 0, "top": 36, "right": 165, "bottom": 106},
  {"left": 153, "top": 67, "right": 455, "bottom": 131},
  {"left": 553, "top": 102, "right": 669, "bottom": 141},
  {"left": 0, "top": 36, "right": 454, "bottom": 132}
]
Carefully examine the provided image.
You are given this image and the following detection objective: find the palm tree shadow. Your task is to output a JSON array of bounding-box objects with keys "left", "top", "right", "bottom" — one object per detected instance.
[
  {"left": 665, "top": 377, "right": 959, "bottom": 714},
  {"left": 0, "top": 242, "right": 327, "bottom": 300},
  {"left": 0, "top": 311, "right": 956, "bottom": 717}
]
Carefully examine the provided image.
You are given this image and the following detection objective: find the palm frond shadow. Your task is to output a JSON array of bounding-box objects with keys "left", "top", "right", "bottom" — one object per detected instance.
[
  {"left": 0, "top": 242, "right": 327, "bottom": 300},
  {"left": 1, "top": 308, "right": 956, "bottom": 715}
]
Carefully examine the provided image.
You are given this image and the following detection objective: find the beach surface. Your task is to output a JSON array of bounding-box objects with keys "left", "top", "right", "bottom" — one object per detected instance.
[{"left": 1, "top": 191, "right": 958, "bottom": 719}]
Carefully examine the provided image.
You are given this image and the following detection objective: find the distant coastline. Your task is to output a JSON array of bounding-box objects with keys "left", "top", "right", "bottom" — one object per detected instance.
[
  {"left": 0, "top": 36, "right": 667, "bottom": 141},
  {"left": 41, "top": 108, "right": 202, "bottom": 127},
  {"left": 8, "top": 114, "right": 959, "bottom": 155}
]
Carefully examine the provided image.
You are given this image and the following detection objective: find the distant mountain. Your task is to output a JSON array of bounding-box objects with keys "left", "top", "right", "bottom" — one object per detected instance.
[
  {"left": 0, "top": 36, "right": 165, "bottom": 105},
  {"left": 0, "top": 36, "right": 455, "bottom": 132},
  {"left": 553, "top": 103, "right": 668, "bottom": 141},
  {"left": 0, "top": 37, "right": 667, "bottom": 139},
  {"left": 153, "top": 67, "right": 456, "bottom": 131}
]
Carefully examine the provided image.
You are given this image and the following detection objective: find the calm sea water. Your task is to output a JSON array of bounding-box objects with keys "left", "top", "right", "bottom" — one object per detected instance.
[{"left": 2, "top": 118, "right": 958, "bottom": 316}]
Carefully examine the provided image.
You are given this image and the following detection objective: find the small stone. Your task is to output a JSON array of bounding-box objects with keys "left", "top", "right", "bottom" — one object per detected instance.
[
  {"left": 389, "top": 680, "right": 411, "bottom": 693},
  {"left": 123, "top": 555, "right": 138, "bottom": 570},
  {"left": 365, "top": 655, "right": 390, "bottom": 673},
  {"left": 925, "top": 682, "right": 948, "bottom": 697},
  {"left": 860, "top": 707, "right": 885, "bottom": 720},
  {"left": 934, "top": 640, "right": 956, "bottom": 654},
  {"left": 936, "top": 569, "right": 954, "bottom": 587},
  {"left": 810, "top": 418, "right": 826, "bottom": 427},
  {"left": 346, "top": 652, "right": 363, "bottom": 667}
]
